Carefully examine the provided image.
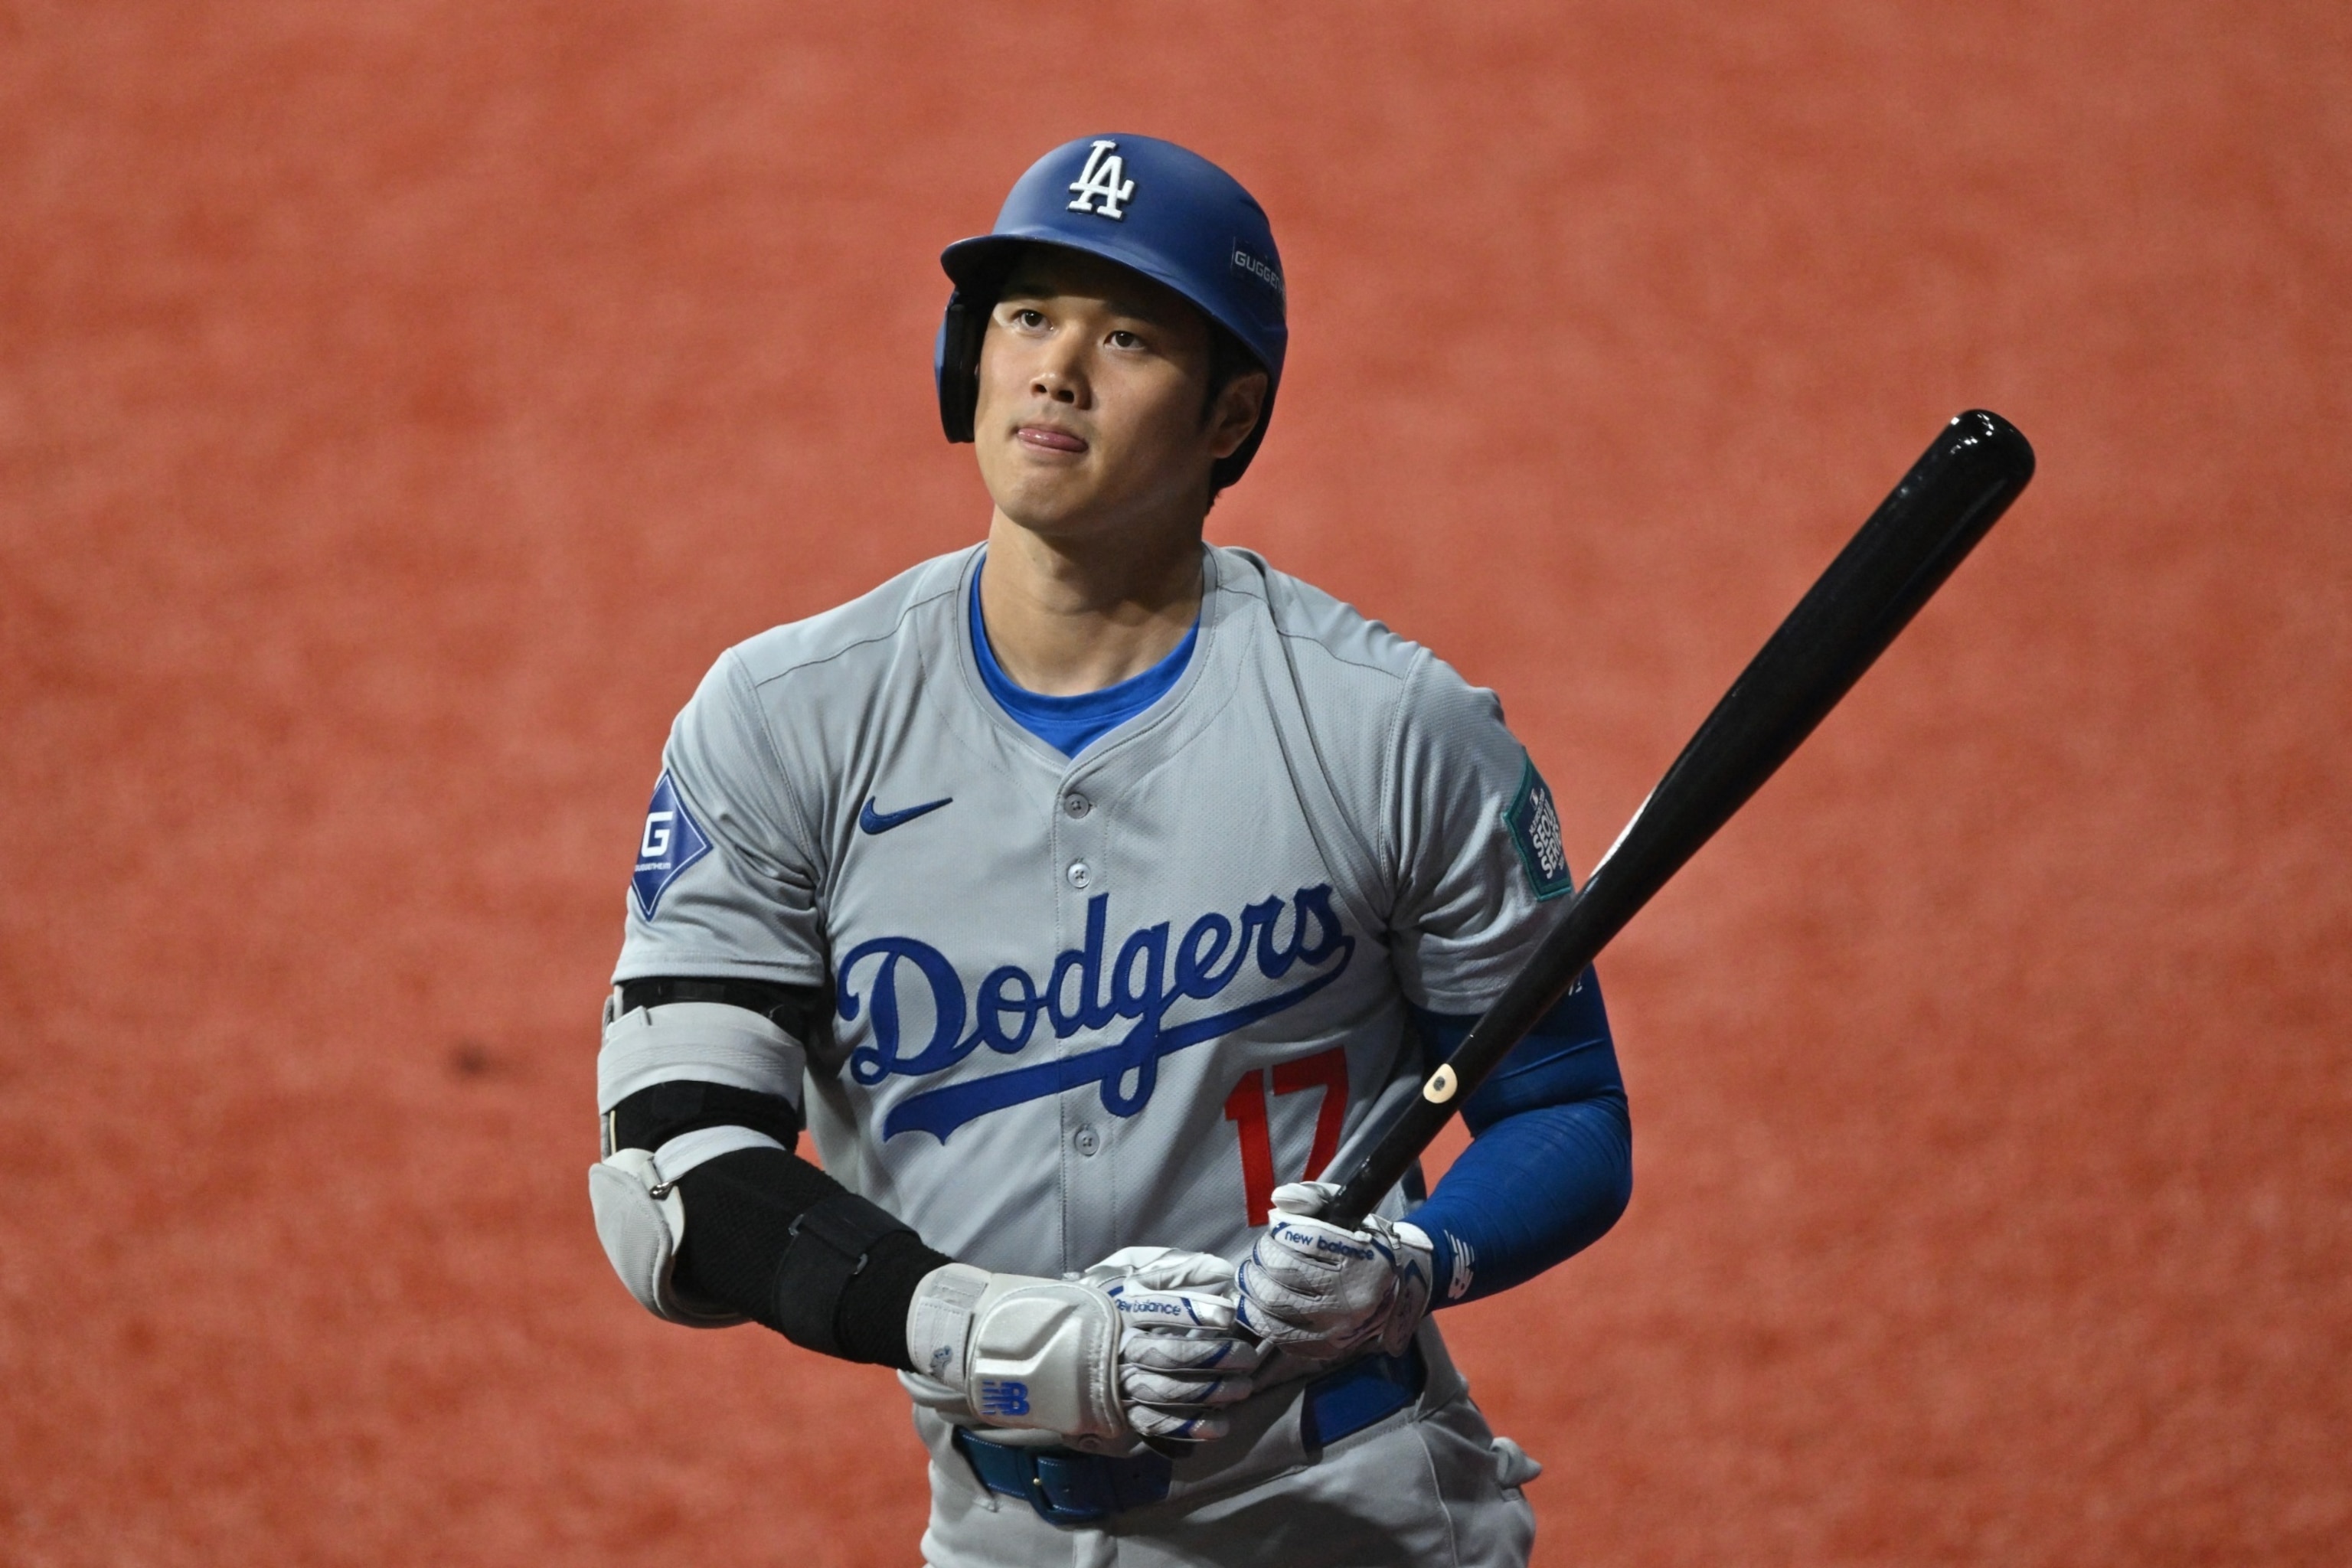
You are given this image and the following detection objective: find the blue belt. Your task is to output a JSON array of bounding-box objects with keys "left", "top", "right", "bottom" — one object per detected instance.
[
  {"left": 955, "top": 1342, "right": 1427, "bottom": 1527},
  {"left": 953, "top": 1429, "right": 1174, "bottom": 1526}
]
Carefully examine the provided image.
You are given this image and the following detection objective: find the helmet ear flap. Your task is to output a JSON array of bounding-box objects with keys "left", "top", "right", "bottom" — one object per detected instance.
[{"left": 936, "top": 292, "right": 987, "bottom": 443}]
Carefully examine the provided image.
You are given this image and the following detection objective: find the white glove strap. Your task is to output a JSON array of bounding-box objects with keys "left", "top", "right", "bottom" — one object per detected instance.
[
  {"left": 1387, "top": 1220, "right": 1438, "bottom": 1352},
  {"left": 907, "top": 1262, "right": 991, "bottom": 1387}
]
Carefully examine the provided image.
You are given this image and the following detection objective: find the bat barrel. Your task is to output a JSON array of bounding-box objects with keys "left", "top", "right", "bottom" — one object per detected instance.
[{"left": 1322, "top": 410, "right": 2034, "bottom": 1230}]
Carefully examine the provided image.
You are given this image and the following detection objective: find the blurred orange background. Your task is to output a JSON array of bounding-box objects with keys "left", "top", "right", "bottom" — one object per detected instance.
[{"left": 4, "top": 3, "right": 2346, "bottom": 1563}]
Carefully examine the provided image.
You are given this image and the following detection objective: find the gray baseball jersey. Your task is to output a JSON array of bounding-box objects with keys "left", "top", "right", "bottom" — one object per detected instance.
[{"left": 615, "top": 541, "right": 1570, "bottom": 1563}]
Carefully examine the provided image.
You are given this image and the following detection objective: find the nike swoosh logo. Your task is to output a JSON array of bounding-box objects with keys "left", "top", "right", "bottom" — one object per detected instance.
[{"left": 859, "top": 795, "right": 952, "bottom": 835}]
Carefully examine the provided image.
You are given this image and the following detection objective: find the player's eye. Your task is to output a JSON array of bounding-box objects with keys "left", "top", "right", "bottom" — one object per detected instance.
[
  {"left": 1106, "top": 329, "right": 1144, "bottom": 350},
  {"left": 1004, "top": 307, "right": 1048, "bottom": 331}
]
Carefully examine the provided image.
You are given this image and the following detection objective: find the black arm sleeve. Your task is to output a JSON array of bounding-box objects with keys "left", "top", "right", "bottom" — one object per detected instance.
[{"left": 603, "top": 980, "right": 949, "bottom": 1370}]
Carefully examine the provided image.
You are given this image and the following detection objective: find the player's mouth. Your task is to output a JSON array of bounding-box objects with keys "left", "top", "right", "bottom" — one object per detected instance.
[{"left": 1015, "top": 423, "right": 1089, "bottom": 456}]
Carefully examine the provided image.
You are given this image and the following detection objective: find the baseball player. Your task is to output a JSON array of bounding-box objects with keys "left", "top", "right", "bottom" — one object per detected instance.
[{"left": 590, "top": 135, "right": 1632, "bottom": 1567}]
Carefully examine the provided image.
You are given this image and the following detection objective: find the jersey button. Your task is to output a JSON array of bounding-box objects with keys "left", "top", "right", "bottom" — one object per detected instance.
[
  {"left": 1067, "top": 861, "right": 1092, "bottom": 890},
  {"left": 1074, "top": 1126, "right": 1101, "bottom": 1157},
  {"left": 1063, "top": 792, "right": 1091, "bottom": 818}
]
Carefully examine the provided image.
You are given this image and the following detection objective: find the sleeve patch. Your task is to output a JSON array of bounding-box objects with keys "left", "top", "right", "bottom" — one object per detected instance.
[
  {"left": 1504, "top": 754, "right": 1575, "bottom": 902},
  {"left": 632, "top": 769, "right": 713, "bottom": 917}
]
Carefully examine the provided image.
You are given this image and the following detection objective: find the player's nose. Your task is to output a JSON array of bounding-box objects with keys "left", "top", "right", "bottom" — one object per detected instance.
[
  {"left": 1030, "top": 342, "right": 1091, "bottom": 408},
  {"left": 1031, "top": 370, "right": 1088, "bottom": 407}
]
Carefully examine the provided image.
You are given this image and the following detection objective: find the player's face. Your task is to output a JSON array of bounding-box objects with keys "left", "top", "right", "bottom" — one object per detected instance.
[{"left": 974, "top": 248, "right": 1266, "bottom": 541}]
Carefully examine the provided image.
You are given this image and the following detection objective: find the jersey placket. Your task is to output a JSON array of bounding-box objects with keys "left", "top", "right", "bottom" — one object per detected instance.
[{"left": 1050, "top": 767, "right": 1120, "bottom": 1275}]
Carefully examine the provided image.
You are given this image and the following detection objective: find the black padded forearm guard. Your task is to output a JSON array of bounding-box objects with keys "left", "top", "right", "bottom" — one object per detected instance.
[
  {"left": 771, "top": 1191, "right": 924, "bottom": 1357},
  {"left": 675, "top": 1147, "right": 949, "bottom": 1369}
]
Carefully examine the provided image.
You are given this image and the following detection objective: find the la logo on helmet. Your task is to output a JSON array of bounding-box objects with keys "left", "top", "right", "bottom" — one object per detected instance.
[{"left": 1066, "top": 139, "right": 1136, "bottom": 220}]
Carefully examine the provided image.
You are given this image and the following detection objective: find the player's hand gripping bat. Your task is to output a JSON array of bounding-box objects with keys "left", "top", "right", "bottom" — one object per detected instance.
[{"left": 1320, "top": 410, "right": 2037, "bottom": 1230}]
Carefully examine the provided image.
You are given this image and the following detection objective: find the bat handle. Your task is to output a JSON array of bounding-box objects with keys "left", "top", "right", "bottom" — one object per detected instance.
[{"left": 1321, "top": 900, "right": 1615, "bottom": 1230}]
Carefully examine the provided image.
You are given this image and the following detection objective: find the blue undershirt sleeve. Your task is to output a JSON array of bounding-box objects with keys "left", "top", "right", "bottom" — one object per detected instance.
[{"left": 1403, "top": 968, "right": 1632, "bottom": 1305}]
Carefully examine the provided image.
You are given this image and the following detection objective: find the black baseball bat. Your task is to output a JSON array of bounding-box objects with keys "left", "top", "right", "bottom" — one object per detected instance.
[{"left": 1324, "top": 410, "right": 2035, "bottom": 1230}]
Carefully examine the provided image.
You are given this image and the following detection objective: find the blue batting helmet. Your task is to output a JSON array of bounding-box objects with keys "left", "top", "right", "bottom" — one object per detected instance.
[{"left": 936, "top": 134, "right": 1287, "bottom": 489}]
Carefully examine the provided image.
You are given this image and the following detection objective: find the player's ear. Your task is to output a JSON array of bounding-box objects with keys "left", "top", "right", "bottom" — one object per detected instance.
[{"left": 1206, "top": 369, "right": 1269, "bottom": 462}]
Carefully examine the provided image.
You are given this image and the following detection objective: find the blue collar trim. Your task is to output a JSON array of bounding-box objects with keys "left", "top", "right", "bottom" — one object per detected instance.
[{"left": 969, "top": 560, "right": 1198, "bottom": 759}]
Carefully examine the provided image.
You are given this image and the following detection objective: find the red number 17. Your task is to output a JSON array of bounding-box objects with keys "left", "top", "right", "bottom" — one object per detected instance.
[{"left": 1222, "top": 1047, "right": 1350, "bottom": 1226}]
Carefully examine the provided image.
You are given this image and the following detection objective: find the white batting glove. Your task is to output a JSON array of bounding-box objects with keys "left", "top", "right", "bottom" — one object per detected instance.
[
  {"left": 906, "top": 1264, "right": 1128, "bottom": 1447},
  {"left": 1236, "top": 1181, "right": 1435, "bottom": 1362},
  {"left": 1080, "top": 1246, "right": 1266, "bottom": 1442}
]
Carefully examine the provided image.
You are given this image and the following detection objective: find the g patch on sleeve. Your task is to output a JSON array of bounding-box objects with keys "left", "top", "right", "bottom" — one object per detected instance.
[
  {"left": 1503, "top": 753, "right": 1575, "bottom": 902},
  {"left": 631, "top": 769, "right": 712, "bottom": 918}
]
